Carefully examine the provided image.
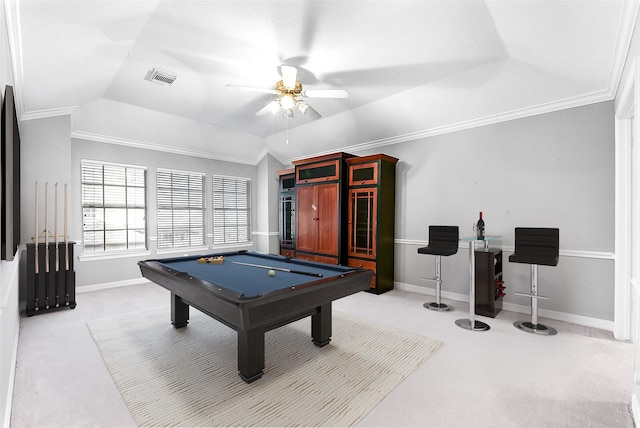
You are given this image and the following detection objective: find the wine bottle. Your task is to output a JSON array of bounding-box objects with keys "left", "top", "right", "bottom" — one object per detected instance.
[{"left": 476, "top": 211, "right": 485, "bottom": 240}]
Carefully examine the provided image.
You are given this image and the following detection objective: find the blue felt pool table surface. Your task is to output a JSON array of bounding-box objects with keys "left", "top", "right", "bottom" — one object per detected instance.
[{"left": 152, "top": 252, "right": 355, "bottom": 298}]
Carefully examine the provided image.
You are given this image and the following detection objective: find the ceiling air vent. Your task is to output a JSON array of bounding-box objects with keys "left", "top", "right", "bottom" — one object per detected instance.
[{"left": 145, "top": 68, "right": 177, "bottom": 86}]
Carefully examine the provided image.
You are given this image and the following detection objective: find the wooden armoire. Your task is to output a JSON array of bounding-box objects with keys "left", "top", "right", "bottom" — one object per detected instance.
[
  {"left": 278, "top": 152, "right": 398, "bottom": 294},
  {"left": 291, "top": 152, "right": 353, "bottom": 265}
]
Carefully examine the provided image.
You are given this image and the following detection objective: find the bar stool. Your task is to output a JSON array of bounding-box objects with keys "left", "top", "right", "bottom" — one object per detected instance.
[
  {"left": 418, "top": 226, "right": 459, "bottom": 312},
  {"left": 509, "top": 227, "right": 559, "bottom": 336}
]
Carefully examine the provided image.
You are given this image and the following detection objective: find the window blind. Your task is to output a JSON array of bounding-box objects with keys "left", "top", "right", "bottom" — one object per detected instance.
[
  {"left": 212, "top": 175, "right": 250, "bottom": 244},
  {"left": 157, "top": 169, "right": 205, "bottom": 248},
  {"left": 81, "top": 161, "right": 147, "bottom": 252}
]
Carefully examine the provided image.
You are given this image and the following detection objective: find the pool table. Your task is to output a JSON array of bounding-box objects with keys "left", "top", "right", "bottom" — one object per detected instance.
[{"left": 138, "top": 250, "right": 373, "bottom": 383}]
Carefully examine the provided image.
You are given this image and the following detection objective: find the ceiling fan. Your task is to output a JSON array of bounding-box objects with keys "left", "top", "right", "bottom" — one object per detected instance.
[{"left": 227, "top": 65, "right": 348, "bottom": 120}]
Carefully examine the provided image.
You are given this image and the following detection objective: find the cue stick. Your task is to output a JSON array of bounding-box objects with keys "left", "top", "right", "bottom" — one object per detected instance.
[
  {"left": 55, "top": 183, "right": 59, "bottom": 272},
  {"left": 64, "top": 183, "right": 70, "bottom": 303},
  {"left": 34, "top": 182, "right": 38, "bottom": 275},
  {"left": 34, "top": 182, "right": 39, "bottom": 308},
  {"left": 54, "top": 183, "right": 59, "bottom": 306},
  {"left": 44, "top": 182, "right": 49, "bottom": 274},
  {"left": 64, "top": 184, "right": 69, "bottom": 271},
  {"left": 44, "top": 182, "right": 49, "bottom": 307},
  {"left": 232, "top": 261, "right": 323, "bottom": 277}
]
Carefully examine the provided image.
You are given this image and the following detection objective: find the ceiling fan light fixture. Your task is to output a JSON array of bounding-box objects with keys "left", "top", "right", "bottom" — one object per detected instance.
[
  {"left": 297, "top": 101, "right": 309, "bottom": 114},
  {"left": 268, "top": 101, "right": 281, "bottom": 113},
  {"left": 280, "top": 94, "right": 295, "bottom": 110}
]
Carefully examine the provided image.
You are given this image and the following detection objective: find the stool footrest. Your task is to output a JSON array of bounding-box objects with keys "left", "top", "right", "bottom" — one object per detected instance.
[
  {"left": 420, "top": 276, "right": 442, "bottom": 284},
  {"left": 515, "top": 292, "right": 548, "bottom": 300}
]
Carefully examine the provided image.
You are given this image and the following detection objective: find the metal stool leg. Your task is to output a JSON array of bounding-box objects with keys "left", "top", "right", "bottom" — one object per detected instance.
[
  {"left": 423, "top": 255, "right": 454, "bottom": 312},
  {"left": 514, "top": 264, "right": 557, "bottom": 335}
]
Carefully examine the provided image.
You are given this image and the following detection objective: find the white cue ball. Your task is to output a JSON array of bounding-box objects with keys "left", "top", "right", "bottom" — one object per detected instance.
[{"left": 268, "top": 269, "right": 275, "bottom": 277}]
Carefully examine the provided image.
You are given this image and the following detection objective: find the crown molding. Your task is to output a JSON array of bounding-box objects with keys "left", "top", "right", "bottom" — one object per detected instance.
[
  {"left": 21, "top": 106, "right": 77, "bottom": 121},
  {"left": 71, "top": 130, "right": 262, "bottom": 166},
  {"left": 283, "top": 90, "right": 615, "bottom": 164}
]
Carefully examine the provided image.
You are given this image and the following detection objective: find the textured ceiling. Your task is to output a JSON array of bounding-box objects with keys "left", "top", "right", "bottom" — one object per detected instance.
[{"left": 4, "top": 0, "right": 637, "bottom": 164}]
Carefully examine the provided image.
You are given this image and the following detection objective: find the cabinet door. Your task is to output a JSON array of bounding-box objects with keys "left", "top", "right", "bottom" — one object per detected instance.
[
  {"left": 348, "top": 188, "right": 377, "bottom": 258},
  {"left": 279, "top": 194, "right": 295, "bottom": 247},
  {"left": 349, "top": 161, "right": 378, "bottom": 186},
  {"left": 296, "top": 186, "right": 317, "bottom": 253},
  {"left": 315, "top": 183, "right": 340, "bottom": 255},
  {"left": 296, "top": 159, "right": 340, "bottom": 184}
]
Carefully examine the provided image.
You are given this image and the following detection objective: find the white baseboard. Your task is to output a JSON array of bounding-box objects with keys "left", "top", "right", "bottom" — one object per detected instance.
[
  {"left": 394, "top": 281, "right": 614, "bottom": 332},
  {"left": 396, "top": 282, "right": 470, "bottom": 303},
  {"left": 76, "top": 278, "right": 151, "bottom": 294}
]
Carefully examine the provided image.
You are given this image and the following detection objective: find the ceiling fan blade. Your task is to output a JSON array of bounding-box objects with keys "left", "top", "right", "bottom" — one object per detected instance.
[
  {"left": 301, "top": 89, "right": 349, "bottom": 99},
  {"left": 281, "top": 65, "right": 298, "bottom": 90},
  {"left": 227, "top": 84, "right": 278, "bottom": 95},
  {"left": 256, "top": 100, "right": 280, "bottom": 116},
  {"left": 297, "top": 101, "right": 322, "bottom": 120}
]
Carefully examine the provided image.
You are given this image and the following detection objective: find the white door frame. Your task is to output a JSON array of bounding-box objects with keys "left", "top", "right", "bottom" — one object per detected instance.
[{"left": 614, "top": 56, "right": 638, "bottom": 341}]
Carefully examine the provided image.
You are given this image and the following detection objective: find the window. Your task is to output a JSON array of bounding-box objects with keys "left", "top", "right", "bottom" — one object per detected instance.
[
  {"left": 81, "top": 160, "right": 147, "bottom": 253},
  {"left": 213, "top": 175, "right": 251, "bottom": 244},
  {"left": 157, "top": 169, "right": 205, "bottom": 249}
]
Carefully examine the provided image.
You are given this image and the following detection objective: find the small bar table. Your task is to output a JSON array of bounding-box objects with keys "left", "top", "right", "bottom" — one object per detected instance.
[{"left": 455, "top": 236, "right": 501, "bottom": 331}]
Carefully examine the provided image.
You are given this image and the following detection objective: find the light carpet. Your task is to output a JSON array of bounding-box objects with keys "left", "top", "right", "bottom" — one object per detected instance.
[{"left": 87, "top": 307, "right": 442, "bottom": 427}]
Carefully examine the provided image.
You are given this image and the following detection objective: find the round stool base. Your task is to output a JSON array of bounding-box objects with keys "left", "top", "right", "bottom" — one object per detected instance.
[
  {"left": 514, "top": 321, "right": 557, "bottom": 336},
  {"left": 455, "top": 318, "right": 490, "bottom": 331},
  {"left": 424, "top": 302, "right": 454, "bottom": 312}
]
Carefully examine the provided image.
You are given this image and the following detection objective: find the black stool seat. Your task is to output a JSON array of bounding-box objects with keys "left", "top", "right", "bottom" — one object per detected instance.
[
  {"left": 509, "top": 228, "right": 559, "bottom": 266},
  {"left": 418, "top": 226, "right": 459, "bottom": 257}
]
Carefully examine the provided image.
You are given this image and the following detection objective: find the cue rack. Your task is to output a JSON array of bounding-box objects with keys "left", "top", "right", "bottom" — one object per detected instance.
[{"left": 25, "top": 181, "right": 76, "bottom": 316}]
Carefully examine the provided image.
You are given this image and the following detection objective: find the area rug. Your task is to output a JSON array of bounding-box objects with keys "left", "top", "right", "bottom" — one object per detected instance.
[{"left": 87, "top": 307, "right": 442, "bottom": 427}]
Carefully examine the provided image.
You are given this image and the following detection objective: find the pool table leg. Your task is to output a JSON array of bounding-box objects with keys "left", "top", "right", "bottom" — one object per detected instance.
[
  {"left": 171, "top": 293, "right": 189, "bottom": 328},
  {"left": 238, "top": 328, "right": 265, "bottom": 383},
  {"left": 312, "top": 303, "right": 332, "bottom": 347}
]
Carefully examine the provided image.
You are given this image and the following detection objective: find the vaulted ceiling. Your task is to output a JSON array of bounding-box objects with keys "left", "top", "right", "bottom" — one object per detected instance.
[{"left": 4, "top": 0, "right": 638, "bottom": 164}]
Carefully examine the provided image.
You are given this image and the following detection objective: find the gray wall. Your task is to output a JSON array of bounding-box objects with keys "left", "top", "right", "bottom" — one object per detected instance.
[
  {"left": 355, "top": 101, "right": 615, "bottom": 321},
  {"left": 254, "top": 153, "right": 284, "bottom": 254}
]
